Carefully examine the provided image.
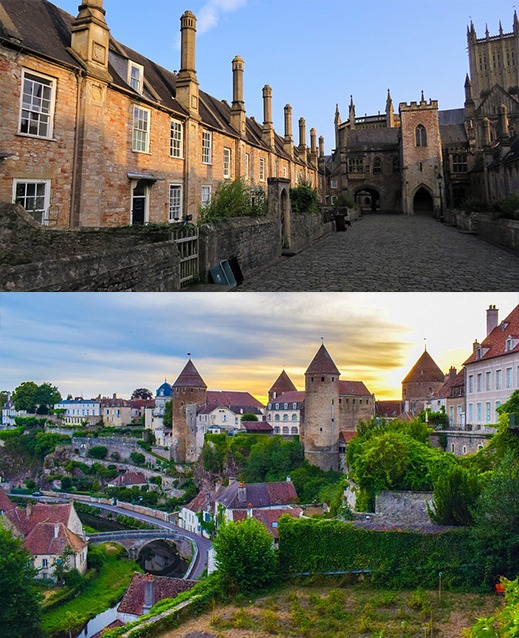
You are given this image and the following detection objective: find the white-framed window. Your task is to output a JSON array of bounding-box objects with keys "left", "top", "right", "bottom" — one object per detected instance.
[
  {"left": 128, "top": 62, "right": 144, "bottom": 94},
  {"left": 19, "top": 69, "right": 56, "bottom": 138},
  {"left": 476, "top": 373, "right": 482, "bottom": 392},
  {"left": 331, "top": 196, "right": 338, "bottom": 205},
  {"left": 476, "top": 402, "right": 482, "bottom": 423},
  {"left": 245, "top": 153, "right": 250, "bottom": 180},
  {"left": 13, "top": 179, "right": 50, "bottom": 224},
  {"left": 506, "top": 367, "right": 512, "bottom": 389},
  {"left": 485, "top": 371, "right": 491, "bottom": 392},
  {"left": 168, "top": 184, "right": 182, "bottom": 222},
  {"left": 202, "top": 130, "right": 212, "bottom": 164},
  {"left": 485, "top": 402, "right": 491, "bottom": 423},
  {"left": 496, "top": 369, "right": 502, "bottom": 390},
  {"left": 132, "top": 105, "right": 150, "bottom": 153},
  {"left": 259, "top": 157, "right": 266, "bottom": 181},
  {"left": 462, "top": 445, "right": 467, "bottom": 455},
  {"left": 283, "top": 166, "right": 287, "bottom": 178},
  {"left": 468, "top": 375, "right": 474, "bottom": 393},
  {"left": 468, "top": 403, "right": 474, "bottom": 423},
  {"left": 223, "top": 147, "right": 231, "bottom": 178},
  {"left": 330, "top": 178, "right": 338, "bottom": 189},
  {"left": 201, "top": 185, "right": 212, "bottom": 208},
  {"left": 170, "top": 119, "right": 183, "bottom": 158}
]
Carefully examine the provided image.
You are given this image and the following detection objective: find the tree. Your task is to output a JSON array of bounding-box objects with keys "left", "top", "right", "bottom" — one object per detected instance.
[
  {"left": 0, "top": 528, "right": 42, "bottom": 638},
  {"left": 163, "top": 400, "right": 172, "bottom": 428},
  {"left": 428, "top": 465, "right": 481, "bottom": 526},
  {"left": 131, "top": 388, "right": 153, "bottom": 400},
  {"left": 472, "top": 452, "right": 519, "bottom": 583},
  {"left": 11, "top": 381, "right": 39, "bottom": 413},
  {"left": 88, "top": 445, "right": 108, "bottom": 460},
  {"left": 129, "top": 451, "right": 145, "bottom": 465},
  {"left": 34, "top": 382, "right": 61, "bottom": 414},
  {"left": 241, "top": 413, "right": 259, "bottom": 421},
  {"left": 212, "top": 517, "right": 278, "bottom": 594}
]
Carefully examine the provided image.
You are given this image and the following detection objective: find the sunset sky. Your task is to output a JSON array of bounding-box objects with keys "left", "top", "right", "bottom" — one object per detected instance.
[
  {"left": 1, "top": 292, "right": 518, "bottom": 404},
  {"left": 53, "top": 0, "right": 513, "bottom": 152}
]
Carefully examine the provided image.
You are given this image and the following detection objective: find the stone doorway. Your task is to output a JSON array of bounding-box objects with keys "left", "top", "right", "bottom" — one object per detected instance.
[
  {"left": 354, "top": 188, "right": 380, "bottom": 212},
  {"left": 413, "top": 187, "right": 434, "bottom": 215}
]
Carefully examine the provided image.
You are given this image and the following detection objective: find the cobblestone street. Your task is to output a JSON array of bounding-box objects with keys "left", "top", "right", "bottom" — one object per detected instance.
[{"left": 236, "top": 214, "right": 519, "bottom": 291}]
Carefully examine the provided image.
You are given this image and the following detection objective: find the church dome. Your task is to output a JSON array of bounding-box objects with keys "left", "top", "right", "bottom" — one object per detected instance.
[{"left": 156, "top": 382, "right": 173, "bottom": 397}]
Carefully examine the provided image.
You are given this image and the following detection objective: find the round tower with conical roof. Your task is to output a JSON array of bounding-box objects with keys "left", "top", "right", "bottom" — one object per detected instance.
[
  {"left": 302, "top": 344, "right": 341, "bottom": 471},
  {"left": 171, "top": 358, "right": 207, "bottom": 462},
  {"left": 402, "top": 349, "right": 445, "bottom": 415}
]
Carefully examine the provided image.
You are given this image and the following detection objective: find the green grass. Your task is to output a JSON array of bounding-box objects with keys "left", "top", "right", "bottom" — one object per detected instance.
[{"left": 41, "top": 544, "right": 141, "bottom": 636}]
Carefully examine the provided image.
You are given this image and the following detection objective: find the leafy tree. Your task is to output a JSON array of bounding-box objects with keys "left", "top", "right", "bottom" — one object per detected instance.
[
  {"left": 131, "top": 388, "right": 153, "bottom": 400},
  {"left": 199, "top": 178, "right": 267, "bottom": 222},
  {"left": 0, "top": 390, "right": 9, "bottom": 409},
  {"left": 428, "top": 464, "right": 481, "bottom": 526},
  {"left": 11, "top": 381, "right": 39, "bottom": 413},
  {"left": 290, "top": 180, "right": 320, "bottom": 215},
  {"left": 241, "top": 413, "right": 259, "bottom": 421},
  {"left": 467, "top": 578, "right": 519, "bottom": 636},
  {"left": 63, "top": 611, "right": 83, "bottom": 638},
  {"left": 163, "top": 400, "right": 172, "bottom": 428},
  {"left": 212, "top": 517, "right": 278, "bottom": 594},
  {"left": 129, "top": 451, "right": 146, "bottom": 465},
  {"left": 497, "top": 389, "right": 519, "bottom": 426},
  {"left": 88, "top": 445, "right": 108, "bottom": 460},
  {"left": 0, "top": 528, "right": 42, "bottom": 638},
  {"left": 471, "top": 452, "right": 519, "bottom": 583},
  {"left": 241, "top": 436, "right": 304, "bottom": 483},
  {"left": 34, "top": 382, "right": 61, "bottom": 414}
]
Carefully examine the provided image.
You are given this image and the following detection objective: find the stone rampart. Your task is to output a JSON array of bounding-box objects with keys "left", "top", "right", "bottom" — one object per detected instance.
[
  {"left": 375, "top": 490, "right": 434, "bottom": 527},
  {"left": 0, "top": 203, "right": 181, "bottom": 291}
]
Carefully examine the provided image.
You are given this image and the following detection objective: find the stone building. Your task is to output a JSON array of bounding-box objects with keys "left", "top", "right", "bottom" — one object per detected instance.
[
  {"left": 321, "top": 14, "right": 519, "bottom": 213},
  {"left": 0, "top": 0, "right": 318, "bottom": 228},
  {"left": 401, "top": 349, "right": 446, "bottom": 415}
]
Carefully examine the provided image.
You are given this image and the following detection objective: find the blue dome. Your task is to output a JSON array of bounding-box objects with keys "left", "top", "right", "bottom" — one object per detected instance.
[{"left": 156, "top": 382, "right": 173, "bottom": 397}]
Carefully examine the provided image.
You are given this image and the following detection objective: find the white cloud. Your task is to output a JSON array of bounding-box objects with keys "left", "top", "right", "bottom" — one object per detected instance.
[{"left": 197, "top": 0, "right": 248, "bottom": 35}]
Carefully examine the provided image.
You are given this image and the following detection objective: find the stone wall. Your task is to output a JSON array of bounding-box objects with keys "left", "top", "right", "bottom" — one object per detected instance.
[
  {"left": 430, "top": 430, "right": 493, "bottom": 456},
  {"left": 0, "top": 203, "right": 181, "bottom": 291},
  {"left": 288, "top": 213, "right": 334, "bottom": 254},
  {"left": 375, "top": 490, "right": 434, "bottom": 527},
  {"left": 446, "top": 210, "right": 519, "bottom": 255},
  {"left": 198, "top": 215, "right": 281, "bottom": 281}
]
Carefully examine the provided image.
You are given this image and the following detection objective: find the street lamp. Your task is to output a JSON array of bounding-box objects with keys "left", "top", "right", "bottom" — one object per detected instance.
[{"left": 437, "top": 173, "right": 444, "bottom": 223}]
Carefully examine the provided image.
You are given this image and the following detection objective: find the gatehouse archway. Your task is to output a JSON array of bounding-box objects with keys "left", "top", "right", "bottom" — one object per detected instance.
[
  {"left": 354, "top": 188, "right": 380, "bottom": 212},
  {"left": 413, "top": 187, "right": 434, "bottom": 215}
]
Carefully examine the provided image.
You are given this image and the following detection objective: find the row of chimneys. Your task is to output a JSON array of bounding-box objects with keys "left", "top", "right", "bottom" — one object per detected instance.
[{"left": 178, "top": 10, "right": 321, "bottom": 158}]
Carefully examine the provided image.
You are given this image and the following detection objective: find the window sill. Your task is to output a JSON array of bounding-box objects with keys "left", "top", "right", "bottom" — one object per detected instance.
[{"left": 17, "top": 133, "right": 57, "bottom": 142}]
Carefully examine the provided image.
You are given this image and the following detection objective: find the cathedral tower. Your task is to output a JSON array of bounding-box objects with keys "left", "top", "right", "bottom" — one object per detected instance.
[
  {"left": 171, "top": 358, "right": 207, "bottom": 462},
  {"left": 302, "top": 344, "right": 341, "bottom": 472}
]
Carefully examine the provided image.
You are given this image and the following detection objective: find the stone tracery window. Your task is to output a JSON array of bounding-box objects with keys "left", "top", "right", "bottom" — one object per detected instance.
[{"left": 415, "top": 124, "right": 427, "bottom": 147}]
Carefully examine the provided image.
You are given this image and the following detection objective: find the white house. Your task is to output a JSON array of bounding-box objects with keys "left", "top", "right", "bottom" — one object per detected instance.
[{"left": 53, "top": 398, "right": 101, "bottom": 426}]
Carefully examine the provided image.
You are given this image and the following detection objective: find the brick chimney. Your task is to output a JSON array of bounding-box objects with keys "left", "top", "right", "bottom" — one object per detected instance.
[
  {"left": 230, "top": 56, "right": 246, "bottom": 136},
  {"left": 70, "top": 0, "right": 111, "bottom": 82},
  {"left": 176, "top": 11, "right": 200, "bottom": 118},
  {"left": 284, "top": 104, "right": 293, "bottom": 158},
  {"left": 262, "top": 85, "right": 275, "bottom": 148},
  {"left": 486, "top": 305, "right": 499, "bottom": 336},
  {"left": 237, "top": 482, "right": 246, "bottom": 503}
]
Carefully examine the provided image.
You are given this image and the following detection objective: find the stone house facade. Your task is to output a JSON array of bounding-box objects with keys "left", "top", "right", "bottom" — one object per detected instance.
[{"left": 0, "top": 0, "right": 318, "bottom": 228}]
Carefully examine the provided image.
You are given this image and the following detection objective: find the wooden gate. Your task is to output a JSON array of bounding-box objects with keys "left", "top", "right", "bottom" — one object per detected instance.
[{"left": 170, "top": 224, "right": 199, "bottom": 287}]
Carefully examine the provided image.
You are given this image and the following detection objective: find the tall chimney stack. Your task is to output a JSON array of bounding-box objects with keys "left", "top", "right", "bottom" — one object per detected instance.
[
  {"left": 230, "top": 56, "right": 246, "bottom": 136},
  {"left": 486, "top": 305, "right": 499, "bottom": 336},
  {"left": 283, "top": 104, "right": 293, "bottom": 157},
  {"left": 176, "top": 11, "right": 200, "bottom": 117},
  {"left": 298, "top": 117, "right": 307, "bottom": 150},
  {"left": 319, "top": 135, "right": 325, "bottom": 158},
  {"left": 262, "top": 85, "right": 274, "bottom": 148}
]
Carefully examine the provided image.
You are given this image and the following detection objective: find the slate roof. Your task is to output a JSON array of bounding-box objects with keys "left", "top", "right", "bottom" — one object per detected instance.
[
  {"left": 23, "top": 521, "right": 87, "bottom": 556},
  {"left": 305, "top": 344, "right": 340, "bottom": 376},
  {"left": 156, "top": 382, "right": 173, "bottom": 398},
  {"left": 232, "top": 507, "right": 303, "bottom": 538},
  {"left": 439, "top": 109, "right": 465, "bottom": 126},
  {"left": 172, "top": 360, "right": 207, "bottom": 389},
  {"left": 217, "top": 480, "right": 298, "bottom": 509},
  {"left": 271, "top": 390, "right": 305, "bottom": 404},
  {"left": 464, "top": 304, "right": 519, "bottom": 364},
  {"left": 402, "top": 351, "right": 445, "bottom": 384},
  {"left": 269, "top": 370, "right": 298, "bottom": 396},
  {"left": 118, "top": 573, "right": 196, "bottom": 616},
  {"left": 440, "top": 124, "right": 468, "bottom": 145},
  {"left": 206, "top": 390, "right": 264, "bottom": 409},
  {"left": 347, "top": 128, "right": 400, "bottom": 149},
  {"left": 0, "top": 0, "right": 314, "bottom": 167},
  {"left": 242, "top": 421, "right": 273, "bottom": 433},
  {"left": 339, "top": 380, "right": 372, "bottom": 396}
]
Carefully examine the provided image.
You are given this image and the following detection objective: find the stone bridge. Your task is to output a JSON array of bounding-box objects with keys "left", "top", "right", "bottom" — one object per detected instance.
[{"left": 88, "top": 529, "right": 198, "bottom": 578}]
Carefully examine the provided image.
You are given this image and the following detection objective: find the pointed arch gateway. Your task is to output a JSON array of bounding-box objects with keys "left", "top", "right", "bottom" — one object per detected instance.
[{"left": 413, "top": 186, "right": 434, "bottom": 215}]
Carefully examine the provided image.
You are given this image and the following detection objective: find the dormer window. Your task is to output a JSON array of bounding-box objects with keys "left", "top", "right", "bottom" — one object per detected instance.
[
  {"left": 476, "top": 347, "right": 482, "bottom": 360},
  {"left": 129, "top": 62, "right": 144, "bottom": 94},
  {"left": 506, "top": 338, "right": 513, "bottom": 352}
]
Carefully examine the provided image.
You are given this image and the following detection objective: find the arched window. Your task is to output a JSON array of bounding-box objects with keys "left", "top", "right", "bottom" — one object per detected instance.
[
  {"left": 291, "top": 426, "right": 298, "bottom": 434},
  {"left": 415, "top": 124, "right": 427, "bottom": 147},
  {"left": 282, "top": 426, "right": 289, "bottom": 434},
  {"left": 373, "top": 157, "right": 382, "bottom": 174},
  {"left": 274, "top": 414, "right": 280, "bottom": 421},
  {"left": 291, "top": 414, "right": 297, "bottom": 421},
  {"left": 283, "top": 414, "right": 289, "bottom": 422}
]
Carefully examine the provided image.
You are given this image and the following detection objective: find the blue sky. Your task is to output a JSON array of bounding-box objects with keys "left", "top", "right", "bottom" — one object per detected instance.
[
  {"left": 54, "top": 0, "right": 515, "bottom": 152},
  {"left": 1, "top": 292, "right": 518, "bottom": 403}
]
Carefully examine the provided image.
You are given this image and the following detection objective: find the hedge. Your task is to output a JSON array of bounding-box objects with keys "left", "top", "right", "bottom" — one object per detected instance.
[{"left": 278, "top": 516, "right": 475, "bottom": 589}]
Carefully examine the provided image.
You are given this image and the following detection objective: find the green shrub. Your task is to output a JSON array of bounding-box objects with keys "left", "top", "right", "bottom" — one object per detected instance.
[
  {"left": 461, "top": 196, "right": 488, "bottom": 214},
  {"left": 88, "top": 445, "right": 108, "bottom": 460},
  {"left": 493, "top": 193, "right": 519, "bottom": 220},
  {"left": 290, "top": 181, "right": 320, "bottom": 215},
  {"left": 199, "top": 178, "right": 267, "bottom": 222}
]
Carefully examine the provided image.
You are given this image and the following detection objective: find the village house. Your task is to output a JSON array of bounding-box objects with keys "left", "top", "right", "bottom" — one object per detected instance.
[
  {"left": 0, "top": 489, "right": 88, "bottom": 580},
  {"left": 0, "top": 0, "right": 318, "bottom": 228}
]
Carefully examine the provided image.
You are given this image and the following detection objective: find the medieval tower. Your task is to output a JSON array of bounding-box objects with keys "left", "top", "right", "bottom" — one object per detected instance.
[
  {"left": 171, "top": 358, "right": 207, "bottom": 463},
  {"left": 269, "top": 370, "right": 297, "bottom": 402},
  {"left": 302, "top": 344, "right": 341, "bottom": 472},
  {"left": 402, "top": 349, "right": 446, "bottom": 415}
]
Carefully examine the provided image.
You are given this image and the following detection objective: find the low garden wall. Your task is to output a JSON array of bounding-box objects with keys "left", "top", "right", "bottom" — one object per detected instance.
[
  {"left": 446, "top": 209, "right": 519, "bottom": 255},
  {"left": 198, "top": 215, "right": 281, "bottom": 281},
  {"left": 289, "top": 213, "right": 334, "bottom": 254},
  {"left": 0, "top": 203, "right": 181, "bottom": 291}
]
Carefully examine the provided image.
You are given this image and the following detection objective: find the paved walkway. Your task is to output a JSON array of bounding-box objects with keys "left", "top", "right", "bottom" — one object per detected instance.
[{"left": 236, "top": 214, "right": 519, "bottom": 291}]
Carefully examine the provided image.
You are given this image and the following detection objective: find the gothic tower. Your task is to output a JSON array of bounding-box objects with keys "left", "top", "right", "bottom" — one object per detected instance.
[
  {"left": 302, "top": 344, "right": 341, "bottom": 472},
  {"left": 171, "top": 358, "right": 207, "bottom": 462}
]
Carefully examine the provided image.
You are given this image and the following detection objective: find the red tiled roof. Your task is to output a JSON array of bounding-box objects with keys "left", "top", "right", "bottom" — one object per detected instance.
[
  {"left": 206, "top": 391, "right": 264, "bottom": 409},
  {"left": 435, "top": 369, "right": 465, "bottom": 398},
  {"left": 339, "top": 380, "right": 372, "bottom": 396},
  {"left": 339, "top": 431, "right": 357, "bottom": 443},
  {"left": 269, "top": 370, "right": 298, "bottom": 395},
  {"left": 173, "top": 360, "right": 207, "bottom": 389},
  {"left": 8, "top": 502, "right": 74, "bottom": 536},
  {"left": 232, "top": 507, "right": 303, "bottom": 538},
  {"left": 305, "top": 344, "right": 340, "bottom": 376},
  {"left": 402, "top": 351, "right": 445, "bottom": 384},
  {"left": 271, "top": 391, "right": 305, "bottom": 404},
  {"left": 375, "top": 400, "right": 403, "bottom": 417},
  {"left": 23, "top": 522, "right": 87, "bottom": 556},
  {"left": 464, "top": 304, "right": 519, "bottom": 365},
  {"left": 0, "top": 488, "right": 15, "bottom": 513},
  {"left": 118, "top": 573, "right": 196, "bottom": 616},
  {"left": 217, "top": 480, "right": 298, "bottom": 509}
]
